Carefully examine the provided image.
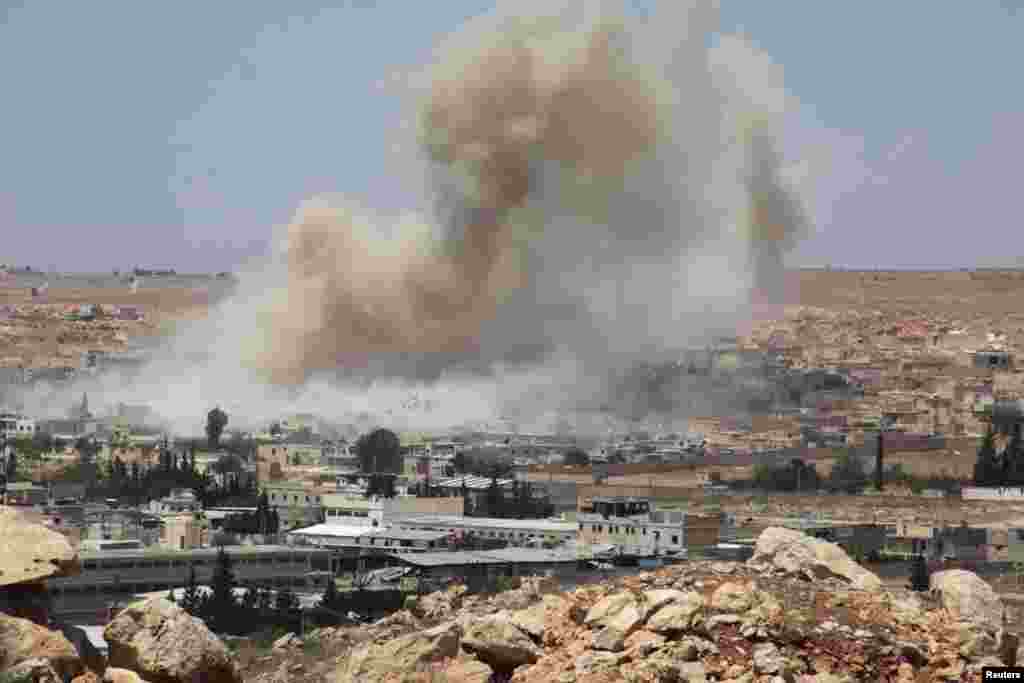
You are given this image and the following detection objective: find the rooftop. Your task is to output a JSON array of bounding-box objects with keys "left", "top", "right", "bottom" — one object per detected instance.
[
  {"left": 433, "top": 476, "right": 517, "bottom": 490},
  {"left": 76, "top": 544, "right": 330, "bottom": 561},
  {"left": 395, "top": 515, "right": 577, "bottom": 534},
  {"left": 387, "top": 547, "right": 581, "bottom": 568}
]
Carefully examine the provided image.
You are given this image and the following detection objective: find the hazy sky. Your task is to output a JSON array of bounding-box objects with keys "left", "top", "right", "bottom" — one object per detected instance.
[{"left": 1, "top": 1, "right": 1022, "bottom": 272}]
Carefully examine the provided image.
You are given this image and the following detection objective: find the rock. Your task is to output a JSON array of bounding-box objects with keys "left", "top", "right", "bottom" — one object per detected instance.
[
  {"left": 0, "top": 507, "right": 79, "bottom": 588},
  {"left": 711, "top": 562, "right": 737, "bottom": 574},
  {"left": 103, "top": 597, "right": 240, "bottom": 683},
  {"left": 0, "top": 612, "right": 83, "bottom": 680},
  {"left": 338, "top": 620, "right": 462, "bottom": 683},
  {"left": 58, "top": 622, "right": 107, "bottom": 675},
  {"left": 591, "top": 626, "right": 626, "bottom": 652},
  {"left": 507, "top": 595, "right": 566, "bottom": 641},
  {"left": 752, "top": 642, "right": 785, "bottom": 674},
  {"left": 641, "top": 589, "right": 692, "bottom": 620},
  {"left": 623, "top": 629, "right": 665, "bottom": 656},
  {"left": 888, "top": 594, "right": 926, "bottom": 625},
  {"left": 583, "top": 592, "right": 643, "bottom": 635},
  {"left": 103, "top": 669, "right": 151, "bottom": 683},
  {"left": 72, "top": 674, "right": 102, "bottom": 683},
  {"left": 956, "top": 622, "right": 997, "bottom": 659},
  {"left": 678, "top": 661, "right": 708, "bottom": 683},
  {"left": 896, "top": 641, "right": 928, "bottom": 667},
  {"left": 3, "top": 657, "right": 63, "bottom": 683},
  {"left": 441, "top": 654, "right": 494, "bottom": 683},
  {"left": 414, "top": 584, "right": 467, "bottom": 619},
  {"left": 271, "top": 632, "right": 299, "bottom": 651},
  {"left": 747, "top": 527, "right": 882, "bottom": 591},
  {"left": 646, "top": 591, "right": 705, "bottom": 634},
  {"left": 930, "top": 569, "right": 1003, "bottom": 632},
  {"left": 706, "top": 613, "right": 741, "bottom": 629},
  {"left": 461, "top": 616, "right": 541, "bottom": 669},
  {"left": 575, "top": 651, "right": 626, "bottom": 675},
  {"left": 710, "top": 582, "right": 754, "bottom": 612}
]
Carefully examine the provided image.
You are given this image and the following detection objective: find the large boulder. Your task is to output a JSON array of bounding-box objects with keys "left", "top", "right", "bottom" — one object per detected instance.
[
  {"left": 0, "top": 612, "right": 84, "bottom": 680},
  {"left": 4, "top": 657, "right": 64, "bottom": 683},
  {"left": 0, "top": 506, "right": 79, "bottom": 587},
  {"left": 103, "top": 597, "right": 240, "bottom": 683},
  {"left": 930, "top": 570, "right": 1003, "bottom": 632},
  {"left": 748, "top": 527, "right": 882, "bottom": 591},
  {"left": 336, "top": 621, "right": 462, "bottom": 683},
  {"left": 461, "top": 616, "right": 541, "bottom": 670}
]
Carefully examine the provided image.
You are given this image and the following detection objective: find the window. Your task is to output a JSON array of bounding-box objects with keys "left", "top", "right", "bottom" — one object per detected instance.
[
  {"left": 642, "top": 527, "right": 647, "bottom": 535},
  {"left": 671, "top": 535, "right": 679, "bottom": 545}
]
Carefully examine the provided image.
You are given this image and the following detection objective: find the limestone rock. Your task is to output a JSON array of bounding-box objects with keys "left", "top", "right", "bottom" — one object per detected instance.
[
  {"left": 0, "top": 612, "right": 83, "bottom": 680},
  {"left": 710, "top": 582, "right": 755, "bottom": 612},
  {"left": 337, "top": 620, "right": 462, "bottom": 683},
  {"left": 440, "top": 654, "right": 493, "bottom": 683},
  {"left": 646, "top": 591, "right": 705, "bottom": 634},
  {"left": 103, "top": 597, "right": 240, "bottom": 683},
  {"left": 0, "top": 507, "right": 79, "bottom": 587},
  {"left": 583, "top": 592, "right": 643, "bottom": 635},
  {"left": 748, "top": 527, "right": 882, "bottom": 591},
  {"left": 103, "top": 669, "right": 152, "bottom": 683},
  {"left": 930, "top": 569, "right": 1003, "bottom": 632},
  {"left": 461, "top": 616, "right": 541, "bottom": 669},
  {"left": 3, "top": 657, "right": 63, "bottom": 683}
]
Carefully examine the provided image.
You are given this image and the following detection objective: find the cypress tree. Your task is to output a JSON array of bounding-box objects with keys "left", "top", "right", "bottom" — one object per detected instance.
[
  {"left": 207, "top": 545, "right": 239, "bottom": 633},
  {"left": 909, "top": 553, "right": 931, "bottom": 592},
  {"left": 180, "top": 563, "right": 203, "bottom": 615},
  {"left": 974, "top": 428, "right": 1000, "bottom": 486}
]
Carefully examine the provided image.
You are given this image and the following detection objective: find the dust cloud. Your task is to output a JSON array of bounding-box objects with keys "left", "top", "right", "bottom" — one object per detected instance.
[{"left": 16, "top": 0, "right": 811, "bottom": 437}]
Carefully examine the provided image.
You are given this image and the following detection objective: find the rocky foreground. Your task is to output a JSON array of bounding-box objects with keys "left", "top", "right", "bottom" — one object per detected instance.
[{"left": 1, "top": 522, "right": 1021, "bottom": 682}]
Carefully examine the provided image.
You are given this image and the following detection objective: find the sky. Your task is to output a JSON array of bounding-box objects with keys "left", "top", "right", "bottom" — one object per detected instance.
[{"left": 1, "top": 1, "right": 1022, "bottom": 273}]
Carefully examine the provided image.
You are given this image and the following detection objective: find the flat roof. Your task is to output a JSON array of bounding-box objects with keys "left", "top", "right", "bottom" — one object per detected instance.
[
  {"left": 388, "top": 547, "right": 580, "bottom": 568},
  {"left": 78, "top": 544, "right": 330, "bottom": 561},
  {"left": 396, "top": 515, "right": 577, "bottom": 533}
]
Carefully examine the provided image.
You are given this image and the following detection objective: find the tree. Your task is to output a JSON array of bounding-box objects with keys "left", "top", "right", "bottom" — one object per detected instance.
[
  {"left": 564, "top": 448, "right": 590, "bottom": 466},
  {"left": 318, "top": 574, "right": 343, "bottom": 611},
  {"left": 269, "top": 422, "right": 282, "bottom": 438},
  {"left": 5, "top": 451, "right": 18, "bottom": 482},
  {"left": 1004, "top": 432, "right": 1024, "bottom": 486},
  {"left": 452, "top": 451, "right": 467, "bottom": 474},
  {"left": 355, "top": 428, "right": 401, "bottom": 474},
  {"left": 206, "top": 545, "right": 239, "bottom": 633},
  {"left": 275, "top": 587, "right": 300, "bottom": 616},
  {"left": 908, "top": 553, "right": 931, "bottom": 592},
  {"left": 180, "top": 564, "right": 203, "bottom": 615},
  {"left": 206, "top": 407, "right": 228, "bottom": 450},
  {"left": 828, "top": 451, "right": 868, "bottom": 493},
  {"left": 974, "top": 428, "right": 1000, "bottom": 486}
]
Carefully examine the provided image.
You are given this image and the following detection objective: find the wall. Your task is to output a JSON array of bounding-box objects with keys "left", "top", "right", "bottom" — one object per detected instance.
[
  {"left": 962, "top": 487, "right": 1024, "bottom": 501},
  {"left": 383, "top": 496, "right": 464, "bottom": 518}
]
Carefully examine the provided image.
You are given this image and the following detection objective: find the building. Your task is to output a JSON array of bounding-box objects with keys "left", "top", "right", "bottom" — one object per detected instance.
[
  {"left": 0, "top": 412, "right": 37, "bottom": 439},
  {"left": 321, "top": 493, "right": 464, "bottom": 526},
  {"left": 392, "top": 515, "right": 577, "bottom": 547},
  {"left": 287, "top": 524, "right": 448, "bottom": 552},
  {"left": 256, "top": 442, "right": 323, "bottom": 482},
  {"left": 263, "top": 481, "right": 326, "bottom": 530},
  {"left": 386, "top": 548, "right": 582, "bottom": 590},
  {"left": 4, "top": 482, "right": 49, "bottom": 505},
  {"left": 48, "top": 545, "right": 333, "bottom": 622},
  {"left": 158, "top": 513, "right": 206, "bottom": 550},
  {"left": 320, "top": 441, "right": 358, "bottom": 472},
  {"left": 575, "top": 497, "right": 732, "bottom": 558},
  {"left": 975, "top": 350, "right": 1013, "bottom": 372}
]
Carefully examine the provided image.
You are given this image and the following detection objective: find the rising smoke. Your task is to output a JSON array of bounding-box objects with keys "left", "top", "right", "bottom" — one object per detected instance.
[{"left": 17, "top": 0, "right": 810, "bottom": 436}]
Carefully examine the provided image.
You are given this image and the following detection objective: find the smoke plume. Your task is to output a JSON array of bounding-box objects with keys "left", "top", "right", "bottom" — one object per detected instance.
[{"left": 14, "top": 0, "right": 810, "bottom": 436}]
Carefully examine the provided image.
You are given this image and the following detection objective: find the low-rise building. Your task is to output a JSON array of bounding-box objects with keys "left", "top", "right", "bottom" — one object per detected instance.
[
  {"left": 393, "top": 514, "right": 577, "bottom": 547},
  {"left": 4, "top": 482, "right": 49, "bottom": 506},
  {"left": 263, "top": 481, "right": 326, "bottom": 530}
]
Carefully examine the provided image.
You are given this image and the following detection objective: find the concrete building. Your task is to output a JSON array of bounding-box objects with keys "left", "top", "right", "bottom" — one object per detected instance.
[
  {"left": 575, "top": 497, "right": 733, "bottom": 558},
  {"left": 0, "top": 412, "right": 37, "bottom": 439},
  {"left": 158, "top": 514, "right": 206, "bottom": 550},
  {"left": 392, "top": 515, "right": 577, "bottom": 546},
  {"left": 48, "top": 545, "right": 333, "bottom": 622},
  {"left": 263, "top": 480, "right": 326, "bottom": 530},
  {"left": 287, "top": 524, "right": 448, "bottom": 552},
  {"left": 4, "top": 482, "right": 49, "bottom": 505},
  {"left": 256, "top": 442, "right": 323, "bottom": 481},
  {"left": 387, "top": 548, "right": 583, "bottom": 590},
  {"left": 321, "top": 494, "right": 464, "bottom": 526}
]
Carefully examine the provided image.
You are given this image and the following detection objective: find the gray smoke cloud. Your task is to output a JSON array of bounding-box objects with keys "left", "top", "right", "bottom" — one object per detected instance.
[{"left": 13, "top": 0, "right": 810, "bottom": 437}]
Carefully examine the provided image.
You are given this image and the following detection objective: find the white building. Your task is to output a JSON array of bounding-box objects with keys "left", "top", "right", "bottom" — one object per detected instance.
[{"left": 0, "top": 412, "right": 37, "bottom": 439}]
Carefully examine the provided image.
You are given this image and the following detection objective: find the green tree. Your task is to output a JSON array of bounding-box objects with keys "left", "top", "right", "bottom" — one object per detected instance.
[
  {"left": 974, "top": 428, "right": 1000, "bottom": 486},
  {"left": 908, "top": 553, "right": 931, "bottom": 592},
  {"left": 180, "top": 564, "right": 203, "bottom": 615},
  {"left": 355, "top": 428, "right": 401, "bottom": 474},
  {"left": 318, "top": 575, "right": 343, "bottom": 612},
  {"left": 275, "top": 587, "right": 300, "bottom": 618},
  {"left": 206, "top": 407, "right": 229, "bottom": 449},
  {"left": 828, "top": 451, "right": 868, "bottom": 493},
  {"left": 563, "top": 448, "right": 590, "bottom": 467},
  {"left": 206, "top": 545, "right": 239, "bottom": 633}
]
